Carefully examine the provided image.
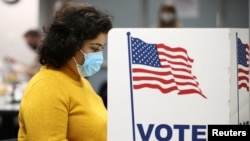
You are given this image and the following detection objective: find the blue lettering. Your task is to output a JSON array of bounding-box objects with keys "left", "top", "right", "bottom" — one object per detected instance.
[
  {"left": 137, "top": 123, "right": 207, "bottom": 141},
  {"left": 137, "top": 124, "right": 154, "bottom": 141},
  {"left": 192, "top": 125, "right": 206, "bottom": 141},
  {"left": 155, "top": 124, "right": 172, "bottom": 141},
  {"left": 174, "top": 125, "right": 189, "bottom": 141}
]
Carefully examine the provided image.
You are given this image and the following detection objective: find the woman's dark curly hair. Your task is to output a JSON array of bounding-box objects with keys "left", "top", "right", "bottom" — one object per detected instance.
[{"left": 39, "top": 2, "right": 113, "bottom": 68}]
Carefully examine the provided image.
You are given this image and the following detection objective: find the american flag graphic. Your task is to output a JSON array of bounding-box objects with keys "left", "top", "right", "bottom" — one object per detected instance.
[
  {"left": 130, "top": 36, "right": 206, "bottom": 98},
  {"left": 237, "top": 36, "right": 249, "bottom": 91}
]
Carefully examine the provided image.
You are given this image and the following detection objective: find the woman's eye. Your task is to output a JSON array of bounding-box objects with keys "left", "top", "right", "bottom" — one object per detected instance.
[
  {"left": 92, "top": 48, "right": 100, "bottom": 52},
  {"left": 91, "top": 46, "right": 104, "bottom": 52}
]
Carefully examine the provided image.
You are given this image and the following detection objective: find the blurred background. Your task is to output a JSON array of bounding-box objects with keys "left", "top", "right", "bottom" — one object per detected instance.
[
  {"left": 43, "top": 0, "right": 248, "bottom": 93},
  {"left": 0, "top": 0, "right": 249, "bottom": 140}
]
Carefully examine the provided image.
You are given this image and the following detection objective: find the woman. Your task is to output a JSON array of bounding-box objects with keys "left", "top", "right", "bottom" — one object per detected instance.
[
  {"left": 156, "top": 2, "right": 181, "bottom": 28},
  {"left": 18, "top": 2, "right": 112, "bottom": 141}
]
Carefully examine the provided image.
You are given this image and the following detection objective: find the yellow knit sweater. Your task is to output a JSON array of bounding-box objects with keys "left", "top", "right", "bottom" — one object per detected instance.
[{"left": 18, "top": 66, "right": 107, "bottom": 141}]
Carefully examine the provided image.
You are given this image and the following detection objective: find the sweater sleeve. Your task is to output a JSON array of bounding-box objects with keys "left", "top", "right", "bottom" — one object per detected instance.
[{"left": 18, "top": 78, "right": 69, "bottom": 141}]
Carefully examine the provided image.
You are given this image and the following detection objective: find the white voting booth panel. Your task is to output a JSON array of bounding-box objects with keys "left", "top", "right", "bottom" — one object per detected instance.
[{"left": 107, "top": 28, "right": 249, "bottom": 141}]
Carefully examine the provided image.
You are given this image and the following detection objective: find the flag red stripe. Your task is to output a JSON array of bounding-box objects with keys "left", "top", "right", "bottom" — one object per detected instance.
[
  {"left": 160, "top": 65, "right": 170, "bottom": 68},
  {"left": 171, "top": 67, "right": 196, "bottom": 80},
  {"left": 132, "top": 68, "right": 172, "bottom": 75},
  {"left": 238, "top": 68, "right": 249, "bottom": 74},
  {"left": 133, "top": 76, "right": 175, "bottom": 84},
  {"left": 167, "top": 60, "right": 192, "bottom": 68},
  {"left": 170, "top": 65, "right": 192, "bottom": 72},
  {"left": 175, "top": 81, "right": 200, "bottom": 87},
  {"left": 173, "top": 74, "right": 196, "bottom": 80},
  {"left": 161, "top": 65, "right": 170, "bottom": 68},
  {"left": 160, "top": 66, "right": 192, "bottom": 74},
  {"left": 238, "top": 43, "right": 249, "bottom": 91},
  {"left": 239, "top": 83, "right": 249, "bottom": 91},
  {"left": 238, "top": 76, "right": 249, "bottom": 82},
  {"left": 171, "top": 67, "right": 191, "bottom": 73},
  {"left": 158, "top": 52, "right": 193, "bottom": 63},
  {"left": 245, "top": 44, "right": 249, "bottom": 62},
  {"left": 245, "top": 44, "right": 249, "bottom": 49},
  {"left": 158, "top": 44, "right": 202, "bottom": 96},
  {"left": 178, "top": 89, "right": 207, "bottom": 98},
  {"left": 133, "top": 84, "right": 178, "bottom": 94},
  {"left": 157, "top": 44, "right": 194, "bottom": 62}
]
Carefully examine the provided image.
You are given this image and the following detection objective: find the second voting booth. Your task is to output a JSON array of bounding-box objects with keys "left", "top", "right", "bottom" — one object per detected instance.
[{"left": 107, "top": 28, "right": 249, "bottom": 141}]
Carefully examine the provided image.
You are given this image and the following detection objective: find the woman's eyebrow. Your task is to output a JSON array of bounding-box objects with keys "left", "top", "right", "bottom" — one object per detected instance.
[{"left": 90, "top": 43, "right": 104, "bottom": 47}]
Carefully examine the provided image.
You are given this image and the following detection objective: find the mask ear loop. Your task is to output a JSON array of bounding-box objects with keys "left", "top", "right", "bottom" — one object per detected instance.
[
  {"left": 73, "top": 57, "right": 78, "bottom": 65},
  {"left": 79, "top": 49, "right": 87, "bottom": 57},
  {"left": 72, "top": 57, "right": 83, "bottom": 76},
  {"left": 79, "top": 49, "right": 85, "bottom": 54},
  {"left": 73, "top": 49, "right": 86, "bottom": 65},
  {"left": 79, "top": 49, "right": 87, "bottom": 64}
]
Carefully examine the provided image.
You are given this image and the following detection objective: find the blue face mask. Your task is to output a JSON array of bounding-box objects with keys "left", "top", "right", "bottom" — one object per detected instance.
[{"left": 73, "top": 50, "right": 103, "bottom": 77}]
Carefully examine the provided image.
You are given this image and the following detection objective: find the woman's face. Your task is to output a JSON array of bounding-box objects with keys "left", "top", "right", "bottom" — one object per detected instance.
[{"left": 74, "top": 32, "right": 107, "bottom": 65}]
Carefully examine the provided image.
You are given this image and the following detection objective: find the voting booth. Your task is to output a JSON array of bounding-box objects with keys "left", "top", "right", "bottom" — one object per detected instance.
[{"left": 107, "top": 28, "right": 249, "bottom": 141}]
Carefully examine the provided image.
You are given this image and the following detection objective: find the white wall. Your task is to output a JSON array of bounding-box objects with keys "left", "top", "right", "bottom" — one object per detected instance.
[{"left": 0, "top": 0, "right": 39, "bottom": 66}]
